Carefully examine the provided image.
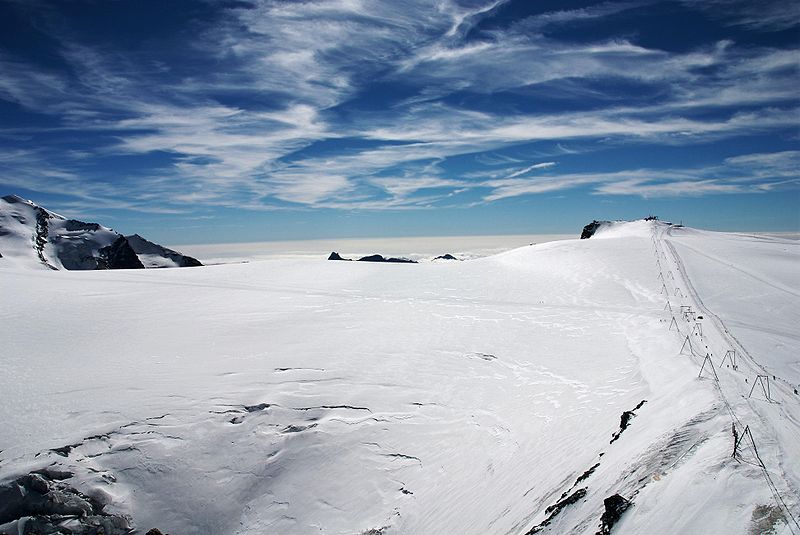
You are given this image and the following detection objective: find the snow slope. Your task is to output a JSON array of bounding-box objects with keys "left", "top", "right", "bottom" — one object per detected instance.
[
  {"left": 666, "top": 227, "right": 798, "bottom": 382},
  {"left": 0, "top": 220, "right": 797, "bottom": 534}
]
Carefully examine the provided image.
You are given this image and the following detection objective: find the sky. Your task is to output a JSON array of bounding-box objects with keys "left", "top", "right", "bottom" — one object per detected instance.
[{"left": 0, "top": 0, "right": 798, "bottom": 244}]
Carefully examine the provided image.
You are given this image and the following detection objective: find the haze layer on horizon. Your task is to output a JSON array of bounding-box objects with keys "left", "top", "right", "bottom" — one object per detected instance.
[
  {"left": 173, "top": 229, "right": 800, "bottom": 264},
  {"left": 176, "top": 233, "right": 574, "bottom": 264}
]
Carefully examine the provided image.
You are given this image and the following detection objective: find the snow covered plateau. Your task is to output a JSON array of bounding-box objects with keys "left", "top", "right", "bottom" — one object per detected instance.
[{"left": 0, "top": 219, "right": 798, "bottom": 535}]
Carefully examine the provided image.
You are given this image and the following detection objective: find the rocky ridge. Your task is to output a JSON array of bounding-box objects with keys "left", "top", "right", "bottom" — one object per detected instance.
[{"left": 0, "top": 195, "right": 201, "bottom": 270}]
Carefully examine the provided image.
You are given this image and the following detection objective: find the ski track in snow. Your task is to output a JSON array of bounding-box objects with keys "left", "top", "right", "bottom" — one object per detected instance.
[
  {"left": 656, "top": 226, "right": 800, "bottom": 532},
  {"left": 0, "top": 220, "right": 797, "bottom": 534}
]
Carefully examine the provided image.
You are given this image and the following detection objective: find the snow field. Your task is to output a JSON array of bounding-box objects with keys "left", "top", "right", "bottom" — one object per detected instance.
[{"left": 1, "top": 220, "right": 796, "bottom": 534}]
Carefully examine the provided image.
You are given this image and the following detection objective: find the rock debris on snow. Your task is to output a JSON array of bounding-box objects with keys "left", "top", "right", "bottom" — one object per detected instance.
[{"left": 597, "top": 494, "right": 632, "bottom": 534}]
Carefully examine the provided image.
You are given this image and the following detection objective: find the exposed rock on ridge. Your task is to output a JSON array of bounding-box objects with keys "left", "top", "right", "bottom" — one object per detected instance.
[
  {"left": 125, "top": 234, "right": 202, "bottom": 268},
  {"left": 99, "top": 236, "right": 145, "bottom": 270},
  {"left": 581, "top": 220, "right": 607, "bottom": 239},
  {"left": 327, "top": 252, "right": 417, "bottom": 263},
  {"left": 597, "top": 494, "right": 632, "bottom": 534},
  {"left": 357, "top": 254, "right": 417, "bottom": 263}
]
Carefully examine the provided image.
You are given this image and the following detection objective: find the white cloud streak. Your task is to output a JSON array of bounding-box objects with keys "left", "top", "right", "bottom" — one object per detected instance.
[
  {"left": 0, "top": 0, "right": 797, "bottom": 213},
  {"left": 481, "top": 150, "right": 800, "bottom": 201},
  {"left": 682, "top": 0, "right": 800, "bottom": 31}
]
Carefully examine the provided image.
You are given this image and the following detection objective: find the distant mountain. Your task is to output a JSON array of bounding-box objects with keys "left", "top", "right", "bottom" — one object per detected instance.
[
  {"left": 0, "top": 195, "right": 202, "bottom": 270},
  {"left": 327, "top": 251, "right": 417, "bottom": 263},
  {"left": 356, "top": 254, "right": 417, "bottom": 263}
]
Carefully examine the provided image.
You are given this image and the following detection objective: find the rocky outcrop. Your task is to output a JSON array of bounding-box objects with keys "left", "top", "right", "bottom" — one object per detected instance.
[
  {"left": 98, "top": 236, "right": 145, "bottom": 270},
  {"left": 526, "top": 488, "right": 588, "bottom": 534},
  {"left": 0, "top": 471, "right": 132, "bottom": 534},
  {"left": 327, "top": 252, "right": 417, "bottom": 263},
  {"left": 434, "top": 254, "right": 459, "bottom": 260},
  {"left": 357, "top": 254, "right": 417, "bottom": 264},
  {"left": 597, "top": 494, "right": 631, "bottom": 534},
  {"left": 64, "top": 220, "right": 101, "bottom": 232},
  {"left": 581, "top": 220, "right": 606, "bottom": 239},
  {"left": 610, "top": 399, "right": 646, "bottom": 444},
  {"left": 125, "top": 234, "right": 202, "bottom": 267}
]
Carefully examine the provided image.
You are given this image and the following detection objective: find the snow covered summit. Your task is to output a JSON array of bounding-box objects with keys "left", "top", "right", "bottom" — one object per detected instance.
[{"left": 0, "top": 195, "right": 201, "bottom": 270}]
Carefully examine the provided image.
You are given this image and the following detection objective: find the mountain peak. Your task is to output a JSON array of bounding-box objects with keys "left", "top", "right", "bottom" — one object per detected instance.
[
  {"left": 0, "top": 195, "right": 202, "bottom": 270},
  {"left": 2, "top": 194, "right": 31, "bottom": 204}
]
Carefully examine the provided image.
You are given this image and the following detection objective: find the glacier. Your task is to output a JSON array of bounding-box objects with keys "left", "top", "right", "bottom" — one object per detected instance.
[{"left": 0, "top": 219, "right": 797, "bottom": 534}]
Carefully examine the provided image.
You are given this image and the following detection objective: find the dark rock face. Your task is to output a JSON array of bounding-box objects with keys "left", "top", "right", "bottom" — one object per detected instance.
[
  {"left": 545, "top": 487, "right": 587, "bottom": 516},
  {"left": 0, "top": 470, "right": 132, "bottom": 534},
  {"left": 34, "top": 206, "right": 58, "bottom": 270},
  {"left": 574, "top": 462, "right": 600, "bottom": 486},
  {"left": 64, "top": 220, "right": 102, "bottom": 232},
  {"left": 597, "top": 494, "right": 631, "bottom": 534},
  {"left": 358, "top": 254, "right": 389, "bottom": 262},
  {"left": 526, "top": 488, "right": 587, "bottom": 534},
  {"left": 610, "top": 399, "right": 646, "bottom": 443},
  {"left": 581, "top": 220, "right": 606, "bottom": 239},
  {"left": 328, "top": 251, "right": 350, "bottom": 261},
  {"left": 357, "top": 254, "right": 417, "bottom": 264},
  {"left": 98, "top": 236, "right": 145, "bottom": 270},
  {"left": 434, "top": 254, "right": 459, "bottom": 260},
  {"left": 125, "top": 234, "right": 202, "bottom": 267}
]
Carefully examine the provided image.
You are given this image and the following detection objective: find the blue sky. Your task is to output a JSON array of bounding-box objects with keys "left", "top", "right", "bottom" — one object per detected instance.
[{"left": 0, "top": 0, "right": 798, "bottom": 243}]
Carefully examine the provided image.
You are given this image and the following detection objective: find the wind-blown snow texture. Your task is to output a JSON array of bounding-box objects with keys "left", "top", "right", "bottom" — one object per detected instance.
[
  {"left": 0, "top": 195, "right": 201, "bottom": 270},
  {"left": 0, "top": 220, "right": 797, "bottom": 534}
]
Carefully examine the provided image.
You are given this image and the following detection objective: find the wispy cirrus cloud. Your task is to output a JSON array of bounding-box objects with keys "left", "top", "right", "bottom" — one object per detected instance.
[
  {"left": 505, "top": 162, "right": 557, "bottom": 178},
  {"left": 682, "top": 0, "right": 800, "bottom": 31},
  {"left": 593, "top": 178, "right": 744, "bottom": 197},
  {"left": 481, "top": 150, "right": 800, "bottom": 201},
  {"left": 0, "top": 0, "right": 797, "bottom": 218}
]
